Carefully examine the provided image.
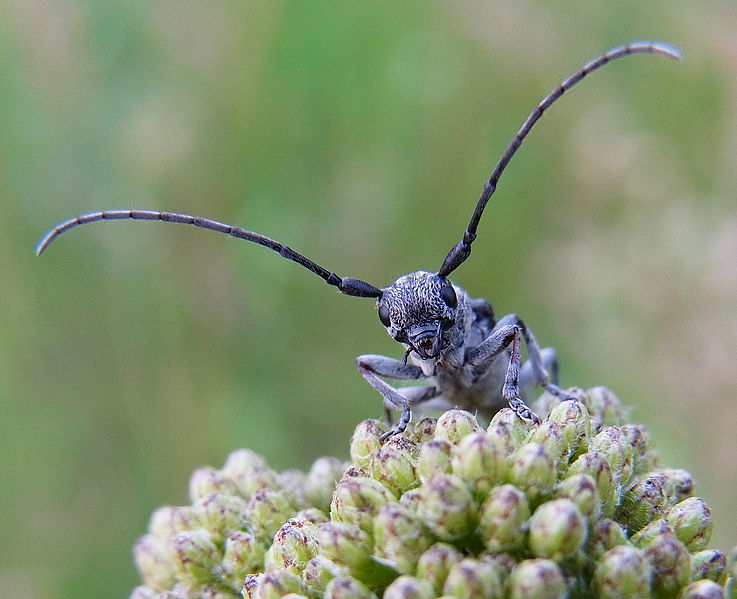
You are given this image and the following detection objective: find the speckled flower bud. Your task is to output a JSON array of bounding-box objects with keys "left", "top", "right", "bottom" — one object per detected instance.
[
  {"left": 277, "top": 470, "right": 310, "bottom": 511},
  {"left": 318, "top": 522, "right": 373, "bottom": 569},
  {"left": 681, "top": 579, "right": 726, "bottom": 599},
  {"left": 383, "top": 575, "right": 436, "bottom": 599},
  {"left": 642, "top": 532, "right": 691, "bottom": 598},
  {"left": 691, "top": 550, "right": 728, "bottom": 585},
  {"left": 172, "top": 528, "right": 220, "bottom": 584},
  {"left": 243, "top": 569, "right": 307, "bottom": 599},
  {"left": 148, "top": 506, "right": 198, "bottom": 540},
  {"left": 507, "top": 558, "right": 567, "bottom": 599},
  {"left": 195, "top": 493, "right": 249, "bottom": 542},
  {"left": 417, "top": 439, "right": 452, "bottom": 481},
  {"left": 489, "top": 407, "right": 532, "bottom": 445},
  {"left": 554, "top": 472, "right": 599, "bottom": 519},
  {"left": 620, "top": 424, "right": 659, "bottom": 475},
  {"left": 525, "top": 421, "right": 569, "bottom": 475},
  {"left": 188, "top": 467, "right": 239, "bottom": 502},
  {"left": 665, "top": 497, "right": 713, "bottom": 551},
  {"left": 584, "top": 386, "right": 625, "bottom": 430},
  {"left": 546, "top": 399, "right": 592, "bottom": 458},
  {"left": 222, "top": 449, "right": 278, "bottom": 498},
  {"left": 478, "top": 484, "right": 530, "bottom": 552},
  {"left": 415, "top": 543, "right": 464, "bottom": 593},
  {"left": 301, "top": 556, "right": 350, "bottom": 593},
  {"left": 264, "top": 517, "right": 320, "bottom": 572},
  {"left": 593, "top": 545, "right": 651, "bottom": 599},
  {"left": 659, "top": 468, "right": 694, "bottom": 503},
  {"left": 566, "top": 452, "right": 617, "bottom": 518},
  {"left": 415, "top": 473, "right": 476, "bottom": 540},
  {"left": 221, "top": 531, "right": 267, "bottom": 588},
  {"left": 305, "top": 457, "right": 347, "bottom": 512},
  {"left": 589, "top": 427, "right": 635, "bottom": 486},
  {"left": 507, "top": 442, "right": 557, "bottom": 504},
  {"left": 369, "top": 436, "right": 420, "bottom": 496},
  {"left": 133, "top": 534, "right": 177, "bottom": 591},
  {"left": 247, "top": 489, "right": 296, "bottom": 540},
  {"left": 485, "top": 421, "right": 518, "bottom": 458},
  {"left": 129, "top": 585, "right": 157, "bottom": 599},
  {"left": 323, "top": 576, "right": 378, "bottom": 599},
  {"left": 528, "top": 499, "right": 587, "bottom": 561},
  {"left": 618, "top": 472, "right": 670, "bottom": 532},
  {"left": 442, "top": 558, "right": 503, "bottom": 598},
  {"left": 433, "top": 409, "right": 483, "bottom": 444},
  {"left": 350, "top": 419, "right": 387, "bottom": 469},
  {"left": 330, "top": 476, "right": 395, "bottom": 533},
  {"left": 373, "top": 502, "right": 434, "bottom": 574},
  {"left": 408, "top": 418, "right": 437, "bottom": 445},
  {"left": 629, "top": 517, "right": 671, "bottom": 548},
  {"left": 451, "top": 432, "right": 507, "bottom": 498},
  {"left": 587, "top": 519, "right": 629, "bottom": 560}
]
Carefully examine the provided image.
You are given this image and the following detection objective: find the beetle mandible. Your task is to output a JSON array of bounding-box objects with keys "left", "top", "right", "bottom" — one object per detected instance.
[{"left": 36, "top": 42, "right": 682, "bottom": 442}]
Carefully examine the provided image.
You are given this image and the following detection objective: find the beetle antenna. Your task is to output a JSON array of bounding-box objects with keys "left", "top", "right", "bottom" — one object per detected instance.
[
  {"left": 35, "top": 209, "right": 382, "bottom": 298},
  {"left": 437, "top": 41, "right": 682, "bottom": 278}
]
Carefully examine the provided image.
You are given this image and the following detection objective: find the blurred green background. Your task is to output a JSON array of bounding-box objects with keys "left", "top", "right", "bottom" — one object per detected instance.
[{"left": 2, "top": 1, "right": 736, "bottom": 597}]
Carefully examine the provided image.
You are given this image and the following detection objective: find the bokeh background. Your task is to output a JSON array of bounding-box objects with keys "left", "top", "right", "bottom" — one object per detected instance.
[{"left": 2, "top": 1, "right": 736, "bottom": 597}]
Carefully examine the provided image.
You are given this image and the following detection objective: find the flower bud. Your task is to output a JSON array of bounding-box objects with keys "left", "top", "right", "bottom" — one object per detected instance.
[
  {"left": 277, "top": 470, "right": 310, "bottom": 511},
  {"left": 323, "top": 576, "right": 378, "bottom": 599},
  {"left": 330, "top": 476, "right": 395, "bottom": 533},
  {"left": 383, "top": 575, "right": 436, "bottom": 599},
  {"left": 222, "top": 449, "right": 278, "bottom": 498},
  {"left": 525, "top": 422, "right": 569, "bottom": 475},
  {"left": 547, "top": 399, "right": 592, "bottom": 458},
  {"left": 221, "top": 531, "right": 267, "bottom": 588},
  {"left": 415, "top": 473, "right": 476, "bottom": 540},
  {"left": 485, "top": 421, "right": 517, "bottom": 458},
  {"left": 148, "top": 506, "right": 198, "bottom": 541},
  {"left": 417, "top": 439, "right": 452, "bottom": 481},
  {"left": 566, "top": 452, "right": 617, "bottom": 518},
  {"left": 264, "top": 518, "right": 320, "bottom": 572},
  {"left": 642, "top": 532, "right": 691, "bottom": 598},
  {"left": 195, "top": 493, "right": 249, "bottom": 542},
  {"left": 584, "top": 386, "right": 625, "bottom": 430},
  {"left": 680, "top": 579, "right": 726, "bottom": 599},
  {"left": 593, "top": 545, "right": 651, "bottom": 599},
  {"left": 442, "top": 558, "right": 503, "bottom": 598},
  {"left": 301, "top": 556, "right": 349, "bottom": 593},
  {"left": 489, "top": 408, "right": 532, "bottom": 445},
  {"left": 528, "top": 499, "right": 587, "bottom": 561},
  {"left": 369, "top": 436, "right": 420, "bottom": 496},
  {"left": 507, "top": 442, "right": 557, "bottom": 504},
  {"left": 318, "top": 522, "right": 373, "bottom": 570},
  {"left": 243, "top": 569, "right": 306, "bottom": 599},
  {"left": 587, "top": 519, "right": 629, "bottom": 561},
  {"left": 133, "top": 534, "right": 177, "bottom": 591},
  {"left": 690, "top": 550, "right": 728, "bottom": 585},
  {"left": 172, "top": 528, "right": 220, "bottom": 584},
  {"left": 188, "top": 467, "right": 239, "bottom": 502},
  {"left": 554, "top": 473, "right": 599, "bottom": 519},
  {"left": 415, "top": 543, "right": 464, "bottom": 593},
  {"left": 665, "top": 497, "right": 712, "bottom": 551},
  {"left": 305, "top": 457, "right": 347, "bottom": 512},
  {"left": 659, "top": 468, "right": 694, "bottom": 503},
  {"left": 620, "top": 424, "right": 659, "bottom": 475},
  {"left": 451, "top": 432, "right": 507, "bottom": 499},
  {"left": 408, "top": 418, "right": 437, "bottom": 445},
  {"left": 589, "top": 427, "right": 635, "bottom": 486},
  {"left": 247, "top": 489, "right": 296, "bottom": 540},
  {"left": 478, "top": 484, "right": 530, "bottom": 552},
  {"left": 507, "top": 558, "right": 567, "bottom": 599},
  {"left": 433, "top": 410, "right": 482, "bottom": 444},
  {"left": 349, "top": 420, "right": 386, "bottom": 469},
  {"left": 618, "top": 472, "right": 669, "bottom": 532},
  {"left": 373, "top": 502, "right": 434, "bottom": 574},
  {"left": 129, "top": 586, "right": 157, "bottom": 599}
]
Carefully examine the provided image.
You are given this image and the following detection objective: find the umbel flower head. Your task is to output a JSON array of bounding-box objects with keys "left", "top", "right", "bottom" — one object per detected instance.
[{"left": 130, "top": 387, "right": 736, "bottom": 599}]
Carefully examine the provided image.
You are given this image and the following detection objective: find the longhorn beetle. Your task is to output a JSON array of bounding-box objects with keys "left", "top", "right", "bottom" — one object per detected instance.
[{"left": 36, "top": 42, "right": 682, "bottom": 442}]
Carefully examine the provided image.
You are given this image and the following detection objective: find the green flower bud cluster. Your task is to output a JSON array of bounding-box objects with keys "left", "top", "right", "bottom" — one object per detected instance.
[{"left": 130, "top": 387, "right": 736, "bottom": 599}]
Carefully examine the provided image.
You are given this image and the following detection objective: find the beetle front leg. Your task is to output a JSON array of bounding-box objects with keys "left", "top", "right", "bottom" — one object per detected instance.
[
  {"left": 356, "top": 354, "right": 436, "bottom": 441},
  {"left": 467, "top": 323, "right": 541, "bottom": 425}
]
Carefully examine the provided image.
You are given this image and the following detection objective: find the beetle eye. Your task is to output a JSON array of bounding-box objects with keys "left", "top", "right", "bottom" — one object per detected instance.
[
  {"left": 441, "top": 317, "right": 454, "bottom": 331},
  {"left": 378, "top": 305, "right": 391, "bottom": 327},
  {"left": 440, "top": 284, "right": 457, "bottom": 308}
]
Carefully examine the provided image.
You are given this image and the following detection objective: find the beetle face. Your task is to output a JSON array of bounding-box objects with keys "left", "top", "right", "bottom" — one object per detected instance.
[{"left": 377, "top": 271, "right": 462, "bottom": 360}]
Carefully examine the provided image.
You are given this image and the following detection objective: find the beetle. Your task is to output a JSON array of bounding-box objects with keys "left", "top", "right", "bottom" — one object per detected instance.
[{"left": 36, "top": 42, "right": 681, "bottom": 441}]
